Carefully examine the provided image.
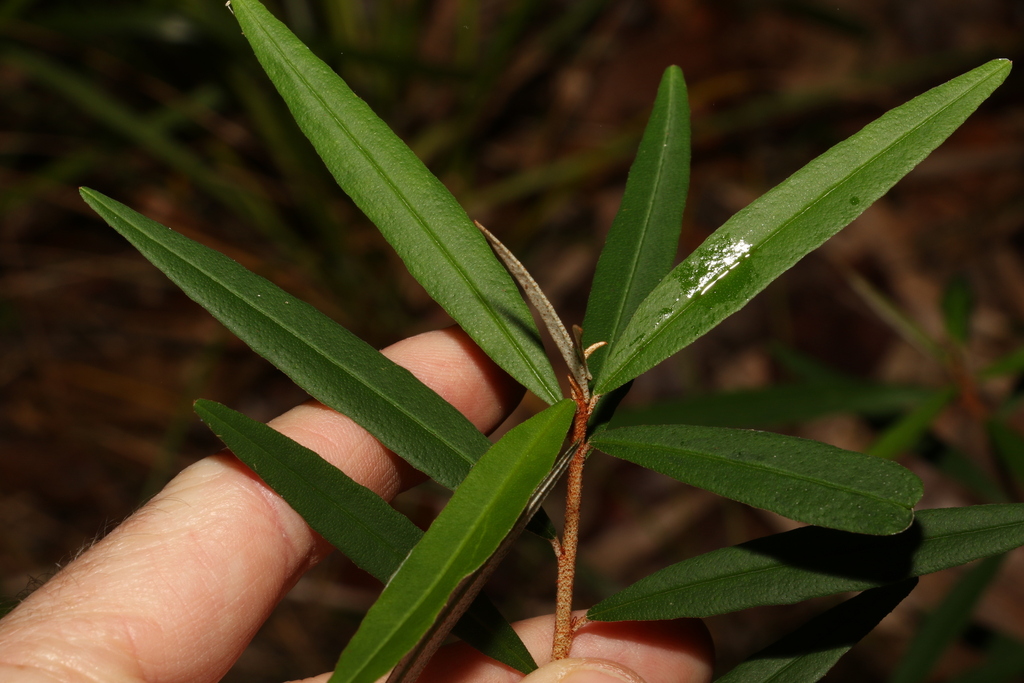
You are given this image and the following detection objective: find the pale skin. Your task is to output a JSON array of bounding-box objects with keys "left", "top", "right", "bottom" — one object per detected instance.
[{"left": 0, "top": 327, "right": 714, "bottom": 683}]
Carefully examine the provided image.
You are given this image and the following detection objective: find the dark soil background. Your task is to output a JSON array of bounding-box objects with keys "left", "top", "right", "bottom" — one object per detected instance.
[{"left": 4, "top": 1, "right": 1024, "bottom": 680}]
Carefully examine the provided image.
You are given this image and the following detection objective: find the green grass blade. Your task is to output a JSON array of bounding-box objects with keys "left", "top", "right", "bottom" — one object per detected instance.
[
  {"left": 230, "top": 0, "right": 560, "bottom": 405},
  {"left": 81, "top": 188, "right": 488, "bottom": 490},
  {"left": 868, "top": 387, "right": 957, "bottom": 459},
  {"left": 715, "top": 579, "right": 917, "bottom": 683},
  {"left": 193, "top": 399, "right": 537, "bottom": 673},
  {"left": 942, "top": 275, "right": 973, "bottom": 345},
  {"left": 926, "top": 444, "right": 1007, "bottom": 503},
  {"left": 609, "top": 382, "right": 931, "bottom": 429},
  {"left": 948, "top": 634, "right": 1024, "bottom": 683},
  {"left": 328, "top": 400, "right": 575, "bottom": 683},
  {"left": 592, "top": 425, "right": 922, "bottom": 534},
  {"left": 594, "top": 59, "right": 1011, "bottom": 394},
  {"left": 4, "top": 47, "right": 298, "bottom": 255},
  {"left": 981, "top": 345, "right": 1024, "bottom": 379},
  {"left": 587, "top": 504, "right": 1024, "bottom": 621},
  {"left": 987, "top": 418, "right": 1024, "bottom": 483},
  {"left": 583, "top": 65, "right": 690, "bottom": 378},
  {"left": 891, "top": 554, "right": 1003, "bottom": 683}
]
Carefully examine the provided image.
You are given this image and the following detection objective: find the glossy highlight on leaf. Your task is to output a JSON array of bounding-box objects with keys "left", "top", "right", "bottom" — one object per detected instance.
[
  {"left": 81, "top": 188, "right": 488, "bottom": 490},
  {"left": 329, "top": 400, "right": 575, "bottom": 683},
  {"left": 587, "top": 504, "right": 1024, "bottom": 621},
  {"left": 593, "top": 424, "right": 922, "bottom": 534},
  {"left": 583, "top": 65, "right": 690, "bottom": 378},
  {"left": 193, "top": 399, "right": 536, "bottom": 673},
  {"left": 230, "top": 0, "right": 561, "bottom": 404},
  {"left": 594, "top": 59, "right": 1012, "bottom": 394}
]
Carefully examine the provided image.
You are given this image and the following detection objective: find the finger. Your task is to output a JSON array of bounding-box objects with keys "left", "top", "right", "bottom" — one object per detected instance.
[
  {"left": 286, "top": 613, "right": 714, "bottom": 683},
  {"left": 417, "top": 612, "right": 714, "bottom": 683},
  {"left": 0, "top": 327, "right": 522, "bottom": 683}
]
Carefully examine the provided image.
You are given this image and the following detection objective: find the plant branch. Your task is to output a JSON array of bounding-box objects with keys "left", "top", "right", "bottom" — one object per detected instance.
[{"left": 552, "top": 374, "right": 598, "bottom": 659}]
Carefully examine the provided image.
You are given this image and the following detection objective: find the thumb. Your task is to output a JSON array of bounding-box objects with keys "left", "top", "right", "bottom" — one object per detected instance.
[{"left": 521, "top": 658, "right": 647, "bottom": 683}]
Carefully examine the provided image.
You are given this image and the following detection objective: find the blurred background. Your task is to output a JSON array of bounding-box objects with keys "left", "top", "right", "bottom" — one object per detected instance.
[{"left": 4, "top": 0, "right": 1024, "bottom": 680}]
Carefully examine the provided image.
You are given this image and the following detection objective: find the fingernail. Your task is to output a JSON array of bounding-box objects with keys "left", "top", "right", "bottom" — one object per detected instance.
[
  {"left": 524, "top": 658, "right": 646, "bottom": 683},
  {"left": 563, "top": 669, "right": 640, "bottom": 683}
]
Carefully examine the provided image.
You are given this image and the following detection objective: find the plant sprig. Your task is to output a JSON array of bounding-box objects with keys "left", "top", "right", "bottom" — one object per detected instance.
[{"left": 81, "top": 2, "right": 1018, "bottom": 681}]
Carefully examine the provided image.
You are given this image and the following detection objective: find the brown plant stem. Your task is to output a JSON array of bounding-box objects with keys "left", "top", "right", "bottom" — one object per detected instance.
[{"left": 552, "top": 376, "right": 595, "bottom": 660}]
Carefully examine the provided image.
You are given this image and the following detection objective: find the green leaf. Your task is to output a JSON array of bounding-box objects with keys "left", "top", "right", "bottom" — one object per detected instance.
[
  {"left": 924, "top": 443, "right": 1007, "bottom": 503},
  {"left": 609, "top": 382, "right": 930, "bottom": 429},
  {"left": 193, "top": 399, "right": 537, "bottom": 673},
  {"left": 329, "top": 400, "right": 575, "bottom": 683},
  {"left": 587, "top": 504, "right": 1024, "bottom": 621},
  {"left": 230, "top": 0, "right": 561, "bottom": 405},
  {"left": 868, "top": 387, "right": 956, "bottom": 459},
  {"left": 195, "top": 399, "right": 420, "bottom": 578},
  {"left": 592, "top": 425, "right": 922, "bottom": 534},
  {"left": 942, "top": 274, "right": 973, "bottom": 344},
  {"left": 981, "top": 345, "right": 1024, "bottom": 379},
  {"left": 81, "top": 188, "right": 487, "bottom": 490},
  {"left": 583, "top": 65, "right": 690, "bottom": 378},
  {"left": 891, "top": 554, "right": 1003, "bottom": 683},
  {"left": 715, "top": 579, "right": 917, "bottom": 683},
  {"left": 844, "top": 267, "right": 948, "bottom": 364},
  {"left": 594, "top": 59, "right": 1011, "bottom": 394},
  {"left": 769, "top": 345, "right": 855, "bottom": 384}
]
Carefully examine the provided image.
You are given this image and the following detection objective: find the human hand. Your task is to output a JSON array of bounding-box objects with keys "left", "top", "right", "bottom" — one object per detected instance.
[{"left": 0, "top": 327, "right": 714, "bottom": 683}]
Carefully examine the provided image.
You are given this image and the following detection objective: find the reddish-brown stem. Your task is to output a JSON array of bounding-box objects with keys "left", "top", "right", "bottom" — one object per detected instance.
[{"left": 552, "top": 376, "right": 595, "bottom": 660}]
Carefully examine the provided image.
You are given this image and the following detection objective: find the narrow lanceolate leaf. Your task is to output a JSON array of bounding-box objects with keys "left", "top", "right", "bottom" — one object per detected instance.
[
  {"left": 868, "top": 387, "right": 957, "bottom": 459},
  {"left": 583, "top": 65, "right": 690, "bottom": 379},
  {"left": 987, "top": 419, "right": 1024, "bottom": 483},
  {"left": 475, "top": 220, "right": 587, "bottom": 394},
  {"left": 193, "top": 400, "right": 536, "bottom": 673},
  {"left": 388, "top": 439, "right": 587, "bottom": 683},
  {"left": 329, "top": 400, "right": 575, "bottom": 683},
  {"left": 230, "top": 0, "right": 560, "bottom": 405},
  {"left": 715, "top": 579, "right": 917, "bottom": 683},
  {"left": 592, "top": 425, "right": 922, "bottom": 535},
  {"left": 595, "top": 59, "right": 1012, "bottom": 394},
  {"left": 82, "top": 188, "right": 487, "bottom": 490},
  {"left": 948, "top": 634, "right": 1024, "bottom": 683},
  {"left": 587, "top": 504, "right": 1024, "bottom": 621},
  {"left": 891, "top": 554, "right": 1003, "bottom": 683}
]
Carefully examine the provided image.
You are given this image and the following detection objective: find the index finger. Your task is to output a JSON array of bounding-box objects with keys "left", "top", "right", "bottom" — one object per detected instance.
[{"left": 0, "top": 327, "right": 523, "bottom": 683}]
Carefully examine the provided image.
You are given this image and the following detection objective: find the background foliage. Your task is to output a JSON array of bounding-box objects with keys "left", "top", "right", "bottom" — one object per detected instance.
[{"left": 3, "top": 1, "right": 1024, "bottom": 681}]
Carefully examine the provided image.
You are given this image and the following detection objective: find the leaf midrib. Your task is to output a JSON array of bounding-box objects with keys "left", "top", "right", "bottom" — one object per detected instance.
[
  {"left": 602, "top": 65, "right": 1004, "bottom": 391},
  {"left": 249, "top": 15, "right": 554, "bottom": 402},
  {"left": 214, "top": 412, "right": 415, "bottom": 570},
  {"left": 339, "top": 437, "right": 544, "bottom": 680},
  {"left": 603, "top": 75, "right": 680, "bottom": 345},
  {"left": 99, "top": 195, "right": 480, "bottom": 478},
  {"left": 593, "top": 515, "right": 1024, "bottom": 615},
  {"left": 596, "top": 437, "right": 912, "bottom": 510}
]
